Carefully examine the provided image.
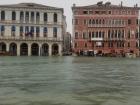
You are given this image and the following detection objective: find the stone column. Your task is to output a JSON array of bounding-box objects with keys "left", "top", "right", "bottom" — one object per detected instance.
[
  {"left": 38, "top": 44, "right": 42, "bottom": 56},
  {"left": 49, "top": 43, "right": 52, "bottom": 56},
  {"left": 28, "top": 43, "right": 31, "bottom": 56},
  {"left": 6, "top": 43, "right": 9, "bottom": 52},
  {"left": 59, "top": 43, "right": 62, "bottom": 56},
  {"left": 17, "top": 43, "right": 20, "bottom": 56}
]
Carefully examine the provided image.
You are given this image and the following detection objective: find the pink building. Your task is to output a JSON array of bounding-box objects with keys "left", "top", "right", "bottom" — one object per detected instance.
[{"left": 72, "top": 1, "right": 140, "bottom": 56}]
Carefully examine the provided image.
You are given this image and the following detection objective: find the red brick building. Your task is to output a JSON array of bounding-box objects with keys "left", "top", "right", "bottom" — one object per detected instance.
[{"left": 72, "top": 1, "right": 140, "bottom": 56}]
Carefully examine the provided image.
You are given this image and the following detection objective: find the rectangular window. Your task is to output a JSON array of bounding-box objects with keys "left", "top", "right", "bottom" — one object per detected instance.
[
  {"left": 128, "top": 19, "right": 131, "bottom": 25},
  {"left": 136, "top": 19, "right": 139, "bottom": 25},
  {"left": 83, "top": 32, "right": 87, "bottom": 39},
  {"left": 95, "top": 11, "right": 100, "bottom": 14},
  {"left": 83, "top": 11, "right": 88, "bottom": 14},
  {"left": 53, "top": 27, "right": 57, "bottom": 38},
  {"left": 75, "top": 19, "right": 78, "bottom": 25},
  {"left": 75, "top": 32, "right": 78, "bottom": 39}
]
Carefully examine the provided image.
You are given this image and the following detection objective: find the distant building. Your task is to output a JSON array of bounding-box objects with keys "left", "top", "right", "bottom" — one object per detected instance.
[
  {"left": 0, "top": 3, "right": 66, "bottom": 56},
  {"left": 72, "top": 1, "right": 140, "bottom": 56},
  {"left": 63, "top": 32, "right": 71, "bottom": 53}
]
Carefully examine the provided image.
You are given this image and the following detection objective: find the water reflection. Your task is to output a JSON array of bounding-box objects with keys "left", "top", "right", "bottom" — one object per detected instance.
[{"left": 0, "top": 57, "right": 140, "bottom": 105}]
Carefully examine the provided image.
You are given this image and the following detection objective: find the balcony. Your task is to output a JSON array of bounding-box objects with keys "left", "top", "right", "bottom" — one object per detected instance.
[
  {"left": 0, "top": 36, "right": 62, "bottom": 42},
  {"left": 0, "top": 20, "right": 62, "bottom": 25},
  {"left": 88, "top": 24, "right": 125, "bottom": 28},
  {"left": 91, "top": 38, "right": 103, "bottom": 41},
  {"left": 90, "top": 37, "right": 125, "bottom": 42}
]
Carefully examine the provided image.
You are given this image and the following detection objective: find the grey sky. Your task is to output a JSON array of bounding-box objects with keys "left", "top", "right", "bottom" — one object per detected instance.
[{"left": 0, "top": 0, "right": 140, "bottom": 34}]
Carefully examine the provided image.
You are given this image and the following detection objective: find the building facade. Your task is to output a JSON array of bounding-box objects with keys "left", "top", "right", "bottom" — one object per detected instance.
[
  {"left": 0, "top": 3, "right": 65, "bottom": 56},
  {"left": 72, "top": 2, "right": 140, "bottom": 56},
  {"left": 63, "top": 32, "right": 72, "bottom": 53}
]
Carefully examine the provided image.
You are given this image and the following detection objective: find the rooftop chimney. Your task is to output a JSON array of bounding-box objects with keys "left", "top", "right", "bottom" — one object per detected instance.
[
  {"left": 73, "top": 3, "right": 76, "bottom": 7},
  {"left": 97, "top": 1, "right": 103, "bottom": 6},
  {"left": 121, "top": 1, "right": 123, "bottom": 7}
]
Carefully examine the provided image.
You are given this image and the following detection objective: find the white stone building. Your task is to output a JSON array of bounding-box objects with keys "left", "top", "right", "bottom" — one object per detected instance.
[{"left": 0, "top": 3, "right": 65, "bottom": 56}]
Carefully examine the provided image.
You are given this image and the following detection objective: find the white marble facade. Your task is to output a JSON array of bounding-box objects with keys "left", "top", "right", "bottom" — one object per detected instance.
[{"left": 0, "top": 3, "right": 65, "bottom": 56}]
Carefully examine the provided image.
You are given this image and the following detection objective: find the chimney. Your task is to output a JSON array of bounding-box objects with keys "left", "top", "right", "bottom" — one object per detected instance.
[
  {"left": 121, "top": 1, "right": 123, "bottom": 7},
  {"left": 73, "top": 3, "right": 76, "bottom": 7}
]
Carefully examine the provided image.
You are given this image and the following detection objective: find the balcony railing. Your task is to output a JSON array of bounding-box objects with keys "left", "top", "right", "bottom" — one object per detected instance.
[
  {"left": 88, "top": 24, "right": 126, "bottom": 28},
  {"left": 0, "top": 36, "right": 62, "bottom": 42},
  {"left": 90, "top": 37, "right": 125, "bottom": 41},
  {"left": 0, "top": 20, "right": 62, "bottom": 25}
]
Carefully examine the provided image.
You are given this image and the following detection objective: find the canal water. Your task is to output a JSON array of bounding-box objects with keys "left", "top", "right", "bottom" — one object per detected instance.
[{"left": 0, "top": 56, "right": 140, "bottom": 105}]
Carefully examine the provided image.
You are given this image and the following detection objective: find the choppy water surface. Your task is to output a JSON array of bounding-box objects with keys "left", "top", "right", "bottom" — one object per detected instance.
[{"left": 0, "top": 56, "right": 140, "bottom": 105}]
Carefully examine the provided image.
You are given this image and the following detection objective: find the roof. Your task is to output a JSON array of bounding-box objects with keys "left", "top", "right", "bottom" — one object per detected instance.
[
  {"left": 72, "top": 2, "right": 140, "bottom": 10},
  {"left": 0, "top": 3, "right": 63, "bottom": 11}
]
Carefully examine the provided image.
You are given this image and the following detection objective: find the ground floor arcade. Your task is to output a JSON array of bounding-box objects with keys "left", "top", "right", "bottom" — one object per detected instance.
[{"left": 0, "top": 41, "right": 62, "bottom": 56}]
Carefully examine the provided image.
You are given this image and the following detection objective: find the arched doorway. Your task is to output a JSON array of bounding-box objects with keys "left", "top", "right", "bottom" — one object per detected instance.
[
  {"left": 20, "top": 43, "right": 28, "bottom": 56},
  {"left": 52, "top": 43, "right": 59, "bottom": 55},
  {"left": 42, "top": 43, "right": 49, "bottom": 56},
  {"left": 31, "top": 43, "right": 39, "bottom": 56},
  {"left": 9, "top": 43, "right": 17, "bottom": 56},
  {"left": 0, "top": 42, "right": 6, "bottom": 52}
]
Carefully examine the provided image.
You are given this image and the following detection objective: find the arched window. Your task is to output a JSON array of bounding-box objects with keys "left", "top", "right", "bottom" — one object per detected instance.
[
  {"left": 36, "top": 12, "right": 40, "bottom": 23},
  {"left": 1, "top": 11, "right": 5, "bottom": 21},
  {"left": 30, "top": 26, "right": 34, "bottom": 37},
  {"left": 89, "top": 19, "right": 92, "bottom": 24},
  {"left": 12, "top": 11, "right": 16, "bottom": 21},
  {"left": 108, "top": 30, "right": 111, "bottom": 38},
  {"left": 20, "top": 26, "right": 23, "bottom": 37},
  {"left": 54, "top": 13, "right": 57, "bottom": 22},
  {"left": 128, "top": 30, "right": 131, "bottom": 39},
  {"left": 85, "top": 43, "right": 87, "bottom": 48},
  {"left": 111, "top": 30, "right": 114, "bottom": 38},
  {"left": 102, "top": 19, "right": 105, "bottom": 24},
  {"left": 36, "top": 27, "right": 40, "bottom": 37},
  {"left": 102, "top": 32, "right": 105, "bottom": 38},
  {"left": 99, "top": 31, "right": 102, "bottom": 38},
  {"left": 43, "top": 27, "right": 48, "bottom": 37},
  {"left": 25, "top": 12, "right": 29, "bottom": 23},
  {"left": 31, "top": 12, "right": 34, "bottom": 23},
  {"left": 1, "top": 25, "right": 5, "bottom": 36},
  {"left": 20, "top": 11, "right": 24, "bottom": 22},
  {"left": 92, "top": 20, "right": 95, "bottom": 24},
  {"left": 11, "top": 26, "right": 16, "bottom": 36},
  {"left": 11, "top": 26, "right": 16, "bottom": 31},
  {"left": 53, "top": 27, "right": 57, "bottom": 38},
  {"left": 118, "top": 30, "right": 121, "bottom": 38},
  {"left": 44, "top": 13, "right": 48, "bottom": 22},
  {"left": 96, "top": 19, "right": 98, "bottom": 24},
  {"left": 115, "top": 30, "right": 117, "bottom": 38},
  {"left": 99, "top": 19, "right": 102, "bottom": 24},
  {"left": 96, "top": 31, "right": 98, "bottom": 38}
]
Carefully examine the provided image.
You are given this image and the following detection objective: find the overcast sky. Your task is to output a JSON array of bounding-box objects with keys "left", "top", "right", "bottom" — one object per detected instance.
[{"left": 0, "top": 0, "right": 140, "bottom": 34}]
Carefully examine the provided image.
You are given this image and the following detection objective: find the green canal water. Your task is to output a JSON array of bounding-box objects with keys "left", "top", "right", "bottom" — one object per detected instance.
[{"left": 0, "top": 56, "right": 140, "bottom": 105}]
